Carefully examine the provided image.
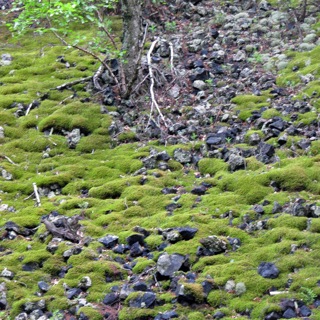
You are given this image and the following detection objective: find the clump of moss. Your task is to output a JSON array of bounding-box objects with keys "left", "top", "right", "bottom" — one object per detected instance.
[
  {"left": 187, "top": 311, "right": 206, "bottom": 320},
  {"left": 198, "top": 158, "right": 228, "bottom": 176},
  {"left": 118, "top": 307, "right": 157, "bottom": 320},
  {"left": 266, "top": 165, "right": 310, "bottom": 191},
  {"left": 77, "top": 307, "right": 103, "bottom": 320},
  {"left": 88, "top": 177, "right": 140, "bottom": 199},
  {"left": 231, "top": 94, "right": 270, "bottom": 121},
  {"left": 181, "top": 283, "right": 205, "bottom": 303},
  {"left": 132, "top": 257, "right": 156, "bottom": 274}
]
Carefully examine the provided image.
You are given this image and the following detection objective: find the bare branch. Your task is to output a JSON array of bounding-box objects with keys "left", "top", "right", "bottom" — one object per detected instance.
[
  {"left": 51, "top": 76, "right": 93, "bottom": 91},
  {"left": 96, "top": 9, "right": 119, "bottom": 50},
  {"left": 0, "top": 155, "right": 18, "bottom": 166},
  {"left": 147, "top": 37, "right": 167, "bottom": 127},
  {"left": 33, "top": 182, "right": 41, "bottom": 207}
]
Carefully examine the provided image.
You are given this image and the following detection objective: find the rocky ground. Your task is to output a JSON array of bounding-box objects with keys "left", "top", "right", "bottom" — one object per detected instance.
[{"left": 0, "top": 0, "right": 320, "bottom": 319}]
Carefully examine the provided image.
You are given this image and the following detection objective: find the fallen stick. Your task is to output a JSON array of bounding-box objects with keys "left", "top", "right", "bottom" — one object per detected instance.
[
  {"left": 0, "top": 155, "right": 18, "bottom": 166},
  {"left": 33, "top": 182, "right": 41, "bottom": 207},
  {"left": 147, "top": 37, "right": 167, "bottom": 127},
  {"left": 51, "top": 76, "right": 93, "bottom": 91}
]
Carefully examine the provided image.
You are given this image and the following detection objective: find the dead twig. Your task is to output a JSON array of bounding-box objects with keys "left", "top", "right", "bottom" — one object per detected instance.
[
  {"left": 23, "top": 192, "right": 35, "bottom": 201},
  {"left": 0, "top": 155, "right": 18, "bottom": 166},
  {"left": 33, "top": 182, "right": 41, "bottom": 207},
  {"left": 59, "top": 94, "right": 75, "bottom": 105},
  {"left": 51, "top": 76, "right": 93, "bottom": 91},
  {"left": 147, "top": 37, "right": 168, "bottom": 127}
]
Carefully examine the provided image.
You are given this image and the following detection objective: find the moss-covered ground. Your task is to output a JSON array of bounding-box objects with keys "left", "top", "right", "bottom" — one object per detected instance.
[{"left": 0, "top": 6, "right": 320, "bottom": 320}]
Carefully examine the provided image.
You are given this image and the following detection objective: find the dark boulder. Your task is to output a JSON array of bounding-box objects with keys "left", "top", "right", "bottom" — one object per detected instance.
[{"left": 258, "top": 262, "right": 279, "bottom": 279}]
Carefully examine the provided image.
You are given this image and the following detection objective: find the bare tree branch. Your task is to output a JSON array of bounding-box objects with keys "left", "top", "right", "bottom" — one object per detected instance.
[{"left": 147, "top": 37, "right": 168, "bottom": 127}]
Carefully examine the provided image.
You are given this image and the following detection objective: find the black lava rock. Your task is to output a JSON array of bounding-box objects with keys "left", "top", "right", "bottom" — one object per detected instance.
[
  {"left": 66, "top": 288, "right": 82, "bottom": 299},
  {"left": 98, "top": 235, "right": 119, "bottom": 249},
  {"left": 38, "top": 281, "right": 50, "bottom": 292},
  {"left": 178, "top": 226, "right": 198, "bottom": 240},
  {"left": 103, "top": 292, "right": 119, "bottom": 305},
  {"left": 126, "top": 234, "right": 145, "bottom": 246},
  {"left": 155, "top": 310, "right": 179, "bottom": 320},
  {"left": 129, "top": 292, "right": 156, "bottom": 308},
  {"left": 282, "top": 307, "right": 296, "bottom": 318},
  {"left": 258, "top": 262, "right": 279, "bottom": 279}
]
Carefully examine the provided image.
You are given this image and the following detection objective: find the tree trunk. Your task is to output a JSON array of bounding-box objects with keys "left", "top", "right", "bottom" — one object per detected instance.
[{"left": 120, "top": 0, "right": 143, "bottom": 98}]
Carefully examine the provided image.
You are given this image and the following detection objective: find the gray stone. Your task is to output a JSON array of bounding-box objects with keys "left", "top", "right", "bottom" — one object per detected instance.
[
  {"left": 1, "top": 268, "right": 14, "bottom": 280},
  {"left": 67, "top": 128, "right": 81, "bottom": 149},
  {"left": 15, "top": 313, "right": 28, "bottom": 320},
  {"left": 0, "top": 204, "right": 9, "bottom": 212},
  {"left": 157, "top": 253, "right": 186, "bottom": 277},
  {"left": 1, "top": 169, "right": 12, "bottom": 180},
  {"left": 228, "top": 154, "right": 245, "bottom": 171},
  {"left": 29, "top": 309, "right": 44, "bottom": 319},
  {"left": 225, "top": 280, "right": 235, "bottom": 292},
  {"left": 173, "top": 148, "right": 192, "bottom": 164},
  {"left": 0, "top": 53, "right": 12, "bottom": 66},
  {"left": 169, "top": 84, "right": 180, "bottom": 98},
  {"left": 199, "top": 235, "right": 228, "bottom": 254},
  {"left": 233, "top": 50, "right": 246, "bottom": 62},
  {"left": 193, "top": 80, "right": 207, "bottom": 90},
  {"left": 78, "top": 276, "right": 92, "bottom": 289},
  {"left": 24, "top": 299, "right": 46, "bottom": 312},
  {"left": 164, "top": 230, "right": 181, "bottom": 243},
  {"left": 248, "top": 133, "right": 261, "bottom": 146},
  {"left": 235, "top": 282, "right": 246, "bottom": 295},
  {"left": 0, "top": 126, "right": 4, "bottom": 139},
  {"left": 240, "top": 67, "right": 252, "bottom": 78},
  {"left": 187, "top": 39, "right": 202, "bottom": 53}
]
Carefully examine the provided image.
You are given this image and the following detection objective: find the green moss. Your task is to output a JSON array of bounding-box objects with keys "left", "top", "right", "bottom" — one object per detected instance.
[
  {"left": 231, "top": 94, "right": 270, "bottom": 121},
  {"left": 118, "top": 307, "right": 157, "bottom": 320},
  {"left": 207, "top": 290, "right": 230, "bottom": 307},
  {"left": 182, "top": 283, "right": 205, "bottom": 303},
  {"left": 88, "top": 177, "right": 140, "bottom": 199},
  {"left": 267, "top": 215, "right": 307, "bottom": 230},
  {"left": 144, "top": 234, "right": 163, "bottom": 250},
  {"left": 117, "top": 131, "right": 138, "bottom": 143},
  {"left": 77, "top": 307, "right": 103, "bottom": 320},
  {"left": 42, "top": 256, "right": 66, "bottom": 276},
  {"left": 250, "top": 301, "right": 282, "bottom": 319},
  {"left": 215, "top": 171, "right": 271, "bottom": 205},
  {"left": 121, "top": 185, "right": 161, "bottom": 201},
  {"left": 198, "top": 158, "right": 228, "bottom": 176},
  {"left": 261, "top": 108, "right": 281, "bottom": 119},
  {"left": 76, "top": 134, "right": 111, "bottom": 152},
  {"left": 266, "top": 165, "right": 310, "bottom": 191},
  {"left": 187, "top": 311, "right": 205, "bottom": 320},
  {"left": 132, "top": 257, "right": 156, "bottom": 274}
]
